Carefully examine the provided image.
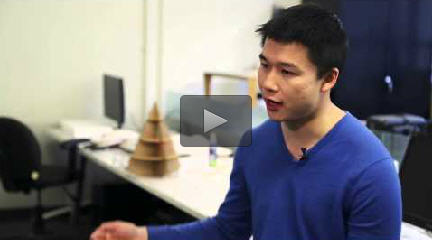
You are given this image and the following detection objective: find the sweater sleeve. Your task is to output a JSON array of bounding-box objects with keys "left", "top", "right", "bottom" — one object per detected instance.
[
  {"left": 346, "top": 158, "right": 402, "bottom": 240},
  {"left": 147, "top": 146, "right": 252, "bottom": 240}
]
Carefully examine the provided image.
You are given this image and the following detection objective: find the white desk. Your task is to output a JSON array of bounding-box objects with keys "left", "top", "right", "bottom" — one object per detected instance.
[
  {"left": 48, "top": 128, "right": 432, "bottom": 239},
  {"left": 80, "top": 134, "right": 232, "bottom": 219}
]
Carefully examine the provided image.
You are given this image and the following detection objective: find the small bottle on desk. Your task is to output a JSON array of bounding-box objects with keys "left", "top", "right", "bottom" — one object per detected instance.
[{"left": 209, "top": 133, "right": 217, "bottom": 167}]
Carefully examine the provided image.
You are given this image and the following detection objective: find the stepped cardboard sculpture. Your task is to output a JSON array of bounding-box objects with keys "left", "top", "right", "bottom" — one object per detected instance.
[{"left": 128, "top": 103, "right": 179, "bottom": 176}]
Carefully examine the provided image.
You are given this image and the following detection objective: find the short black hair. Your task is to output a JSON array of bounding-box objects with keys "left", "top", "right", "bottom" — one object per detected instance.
[{"left": 256, "top": 4, "right": 348, "bottom": 78}]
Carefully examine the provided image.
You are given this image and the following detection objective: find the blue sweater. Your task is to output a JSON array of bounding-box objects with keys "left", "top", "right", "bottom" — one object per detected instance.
[{"left": 148, "top": 113, "right": 401, "bottom": 240}]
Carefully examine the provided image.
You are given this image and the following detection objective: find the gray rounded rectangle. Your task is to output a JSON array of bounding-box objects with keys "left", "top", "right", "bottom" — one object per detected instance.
[{"left": 180, "top": 95, "right": 252, "bottom": 147}]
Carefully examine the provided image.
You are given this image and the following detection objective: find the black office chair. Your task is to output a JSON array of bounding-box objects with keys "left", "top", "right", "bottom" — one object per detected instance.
[
  {"left": 399, "top": 128, "right": 432, "bottom": 231},
  {"left": 0, "top": 117, "right": 87, "bottom": 238}
]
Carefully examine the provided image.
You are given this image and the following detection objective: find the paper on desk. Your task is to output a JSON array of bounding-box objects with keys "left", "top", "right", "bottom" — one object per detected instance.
[
  {"left": 401, "top": 223, "right": 432, "bottom": 240},
  {"left": 59, "top": 120, "right": 112, "bottom": 139}
]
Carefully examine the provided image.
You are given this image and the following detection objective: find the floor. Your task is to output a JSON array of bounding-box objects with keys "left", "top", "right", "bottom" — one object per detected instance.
[
  {"left": 0, "top": 207, "right": 94, "bottom": 240},
  {"left": 0, "top": 184, "right": 196, "bottom": 240}
]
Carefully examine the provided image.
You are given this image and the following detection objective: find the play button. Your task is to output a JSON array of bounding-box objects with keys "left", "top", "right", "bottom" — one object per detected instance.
[
  {"left": 204, "top": 109, "right": 228, "bottom": 133},
  {"left": 180, "top": 95, "right": 252, "bottom": 147}
]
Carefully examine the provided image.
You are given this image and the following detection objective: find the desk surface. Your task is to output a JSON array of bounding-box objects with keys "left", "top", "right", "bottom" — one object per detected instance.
[
  {"left": 48, "top": 128, "right": 432, "bottom": 239},
  {"left": 81, "top": 134, "right": 232, "bottom": 219}
]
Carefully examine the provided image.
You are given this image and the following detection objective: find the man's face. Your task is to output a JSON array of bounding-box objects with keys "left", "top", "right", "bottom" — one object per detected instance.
[{"left": 258, "top": 39, "right": 325, "bottom": 121}]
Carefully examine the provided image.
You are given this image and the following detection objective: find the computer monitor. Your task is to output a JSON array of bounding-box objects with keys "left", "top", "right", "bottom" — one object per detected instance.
[
  {"left": 399, "top": 131, "right": 432, "bottom": 231},
  {"left": 103, "top": 74, "right": 125, "bottom": 129}
]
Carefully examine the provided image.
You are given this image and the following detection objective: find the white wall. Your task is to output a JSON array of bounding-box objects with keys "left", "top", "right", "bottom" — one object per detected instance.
[
  {"left": 0, "top": 0, "right": 145, "bottom": 208},
  {"left": 160, "top": 0, "right": 271, "bottom": 95},
  {"left": 160, "top": 0, "right": 301, "bottom": 96}
]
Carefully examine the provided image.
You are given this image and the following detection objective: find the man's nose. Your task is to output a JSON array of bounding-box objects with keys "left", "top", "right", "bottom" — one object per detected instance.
[{"left": 260, "top": 70, "right": 278, "bottom": 93}]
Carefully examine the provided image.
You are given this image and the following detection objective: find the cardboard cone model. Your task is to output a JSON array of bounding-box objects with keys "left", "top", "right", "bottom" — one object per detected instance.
[{"left": 128, "top": 103, "right": 179, "bottom": 176}]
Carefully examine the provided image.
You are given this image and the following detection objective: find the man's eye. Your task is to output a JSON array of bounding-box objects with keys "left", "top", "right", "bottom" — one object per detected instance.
[
  {"left": 260, "top": 62, "right": 269, "bottom": 68},
  {"left": 281, "top": 69, "right": 293, "bottom": 75}
]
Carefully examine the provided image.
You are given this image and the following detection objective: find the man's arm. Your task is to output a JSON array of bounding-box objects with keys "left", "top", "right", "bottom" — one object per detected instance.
[
  {"left": 146, "top": 146, "right": 252, "bottom": 240},
  {"left": 346, "top": 158, "right": 402, "bottom": 240}
]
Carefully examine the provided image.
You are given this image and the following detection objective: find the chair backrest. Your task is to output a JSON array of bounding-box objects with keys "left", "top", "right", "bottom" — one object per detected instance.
[
  {"left": 399, "top": 130, "right": 432, "bottom": 230},
  {"left": 0, "top": 117, "right": 41, "bottom": 193}
]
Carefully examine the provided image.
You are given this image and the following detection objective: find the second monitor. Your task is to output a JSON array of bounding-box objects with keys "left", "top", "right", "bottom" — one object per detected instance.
[{"left": 104, "top": 74, "right": 125, "bottom": 129}]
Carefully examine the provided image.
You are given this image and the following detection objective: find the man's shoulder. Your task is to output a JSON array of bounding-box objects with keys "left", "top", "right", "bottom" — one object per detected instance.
[
  {"left": 334, "top": 113, "right": 393, "bottom": 169},
  {"left": 235, "top": 120, "right": 280, "bottom": 156},
  {"left": 338, "top": 113, "right": 387, "bottom": 151},
  {"left": 251, "top": 119, "right": 279, "bottom": 142}
]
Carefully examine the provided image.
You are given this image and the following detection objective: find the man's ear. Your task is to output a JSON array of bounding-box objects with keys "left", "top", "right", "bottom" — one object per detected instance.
[{"left": 321, "top": 68, "right": 339, "bottom": 93}]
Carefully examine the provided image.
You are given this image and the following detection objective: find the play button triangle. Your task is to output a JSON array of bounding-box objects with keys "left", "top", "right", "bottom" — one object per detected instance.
[{"left": 203, "top": 109, "right": 228, "bottom": 133}]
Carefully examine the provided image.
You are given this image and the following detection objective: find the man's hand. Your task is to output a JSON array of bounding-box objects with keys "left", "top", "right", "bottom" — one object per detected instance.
[{"left": 90, "top": 221, "right": 148, "bottom": 240}]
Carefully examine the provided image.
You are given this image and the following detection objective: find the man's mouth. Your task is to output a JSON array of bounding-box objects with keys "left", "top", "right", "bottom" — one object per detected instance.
[{"left": 264, "top": 98, "right": 283, "bottom": 111}]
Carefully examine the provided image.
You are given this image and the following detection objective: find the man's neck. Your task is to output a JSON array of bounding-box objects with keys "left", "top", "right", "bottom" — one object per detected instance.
[{"left": 281, "top": 101, "right": 345, "bottom": 151}]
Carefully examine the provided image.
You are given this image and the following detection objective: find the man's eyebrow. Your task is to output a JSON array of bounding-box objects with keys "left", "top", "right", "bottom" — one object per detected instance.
[
  {"left": 258, "top": 54, "right": 267, "bottom": 61},
  {"left": 259, "top": 54, "right": 299, "bottom": 69},
  {"left": 279, "top": 62, "right": 299, "bottom": 69}
]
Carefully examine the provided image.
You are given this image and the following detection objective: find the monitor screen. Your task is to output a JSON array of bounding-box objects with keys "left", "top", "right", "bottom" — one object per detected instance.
[
  {"left": 399, "top": 131, "right": 432, "bottom": 231},
  {"left": 103, "top": 74, "right": 125, "bottom": 129}
]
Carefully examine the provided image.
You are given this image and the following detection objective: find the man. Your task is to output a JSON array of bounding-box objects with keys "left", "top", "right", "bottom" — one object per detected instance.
[{"left": 91, "top": 4, "right": 401, "bottom": 240}]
